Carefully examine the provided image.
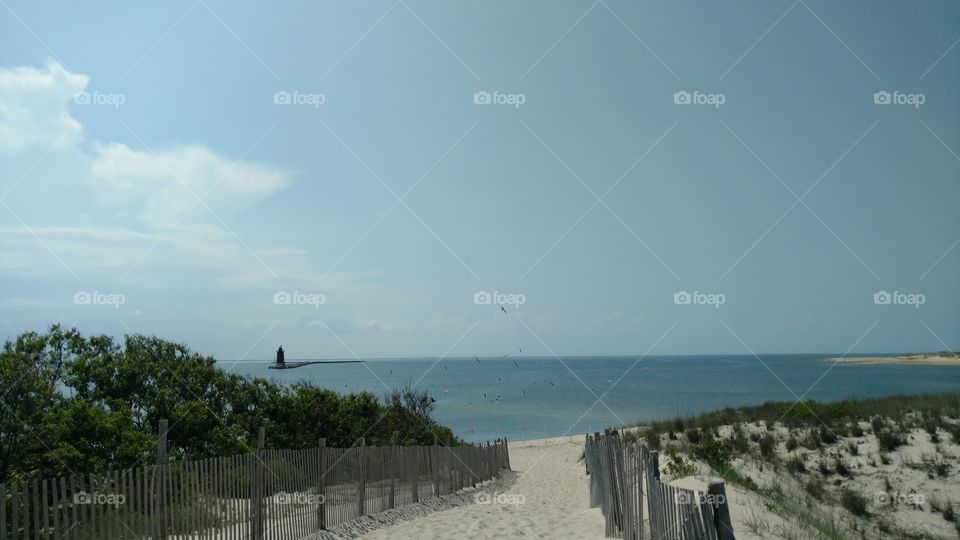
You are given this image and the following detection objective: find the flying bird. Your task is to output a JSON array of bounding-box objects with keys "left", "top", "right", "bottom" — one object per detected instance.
[
  {"left": 500, "top": 305, "right": 507, "bottom": 314},
  {"left": 475, "top": 356, "right": 480, "bottom": 364}
]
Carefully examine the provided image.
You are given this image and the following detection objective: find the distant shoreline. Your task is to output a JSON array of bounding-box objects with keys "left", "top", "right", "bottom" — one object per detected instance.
[{"left": 827, "top": 353, "right": 960, "bottom": 366}]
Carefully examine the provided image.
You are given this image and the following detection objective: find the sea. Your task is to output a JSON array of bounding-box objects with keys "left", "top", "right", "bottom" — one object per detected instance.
[{"left": 218, "top": 355, "right": 960, "bottom": 443}]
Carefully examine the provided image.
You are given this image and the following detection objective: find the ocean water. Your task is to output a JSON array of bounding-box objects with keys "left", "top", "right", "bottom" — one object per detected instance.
[{"left": 218, "top": 355, "right": 960, "bottom": 443}]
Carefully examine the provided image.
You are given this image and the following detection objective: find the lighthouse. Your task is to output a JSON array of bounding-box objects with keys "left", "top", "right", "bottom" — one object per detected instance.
[{"left": 275, "top": 346, "right": 285, "bottom": 366}]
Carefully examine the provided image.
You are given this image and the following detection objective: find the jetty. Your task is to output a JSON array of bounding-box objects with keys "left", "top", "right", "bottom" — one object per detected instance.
[{"left": 268, "top": 346, "right": 364, "bottom": 369}]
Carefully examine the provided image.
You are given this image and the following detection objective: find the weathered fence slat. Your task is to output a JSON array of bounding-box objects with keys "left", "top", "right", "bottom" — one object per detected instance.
[
  {"left": 0, "top": 424, "right": 508, "bottom": 540},
  {"left": 584, "top": 431, "right": 735, "bottom": 540}
]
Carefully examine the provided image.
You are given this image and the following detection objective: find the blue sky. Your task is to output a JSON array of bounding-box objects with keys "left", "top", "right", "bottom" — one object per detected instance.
[{"left": 1, "top": 1, "right": 958, "bottom": 360}]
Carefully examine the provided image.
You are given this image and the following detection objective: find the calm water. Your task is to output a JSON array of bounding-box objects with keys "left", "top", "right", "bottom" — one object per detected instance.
[{"left": 218, "top": 355, "right": 960, "bottom": 443}]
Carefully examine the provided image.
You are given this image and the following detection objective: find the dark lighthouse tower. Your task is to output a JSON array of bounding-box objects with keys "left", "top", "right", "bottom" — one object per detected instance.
[{"left": 275, "top": 346, "right": 285, "bottom": 367}]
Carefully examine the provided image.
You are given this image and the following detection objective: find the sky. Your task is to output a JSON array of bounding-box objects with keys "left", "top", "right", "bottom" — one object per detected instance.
[{"left": 1, "top": 1, "right": 958, "bottom": 360}]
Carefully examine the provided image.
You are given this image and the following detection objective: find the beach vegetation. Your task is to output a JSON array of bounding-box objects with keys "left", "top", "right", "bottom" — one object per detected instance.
[{"left": 0, "top": 325, "right": 457, "bottom": 483}]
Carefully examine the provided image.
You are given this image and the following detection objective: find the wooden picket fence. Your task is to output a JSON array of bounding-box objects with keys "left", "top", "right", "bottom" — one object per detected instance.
[
  {"left": 584, "top": 431, "right": 734, "bottom": 540},
  {"left": 0, "top": 420, "right": 510, "bottom": 540}
]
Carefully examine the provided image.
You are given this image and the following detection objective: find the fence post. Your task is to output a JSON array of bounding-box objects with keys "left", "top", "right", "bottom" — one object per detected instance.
[
  {"left": 318, "top": 437, "right": 326, "bottom": 530},
  {"left": 410, "top": 446, "right": 420, "bottom": 503},
  {"left": 431, "top": 436, "right": 439, "bottom": 498},
  {"left": 155, "top": 419, "right": 168, "bottom": 540},
  {"left": 251, "top": 427, "right": 265, "bottom": 540},
  {"left": 389, "top": 432, "right": 398, "bottom": 508},
  {"left": 504, "top": 437, "right": 510, "bottom": 470},
  {"left": 358, "top": 438, "right": 366, "bottom": 515},
  {"left": 708, "top": 481, "right": 735, "bottom": 540}
]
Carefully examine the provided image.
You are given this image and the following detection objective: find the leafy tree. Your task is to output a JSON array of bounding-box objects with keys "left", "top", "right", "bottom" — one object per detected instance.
[{"left": 0, "top": 325, "right": 458, "bottom": 482}]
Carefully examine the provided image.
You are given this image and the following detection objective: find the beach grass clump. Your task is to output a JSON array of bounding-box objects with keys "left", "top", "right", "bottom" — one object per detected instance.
[
  {"left": 943, "top": 504, "right": 956, "bottom": 522},
  {"left": 759, "top": 433, "right": 776, "bottom": 458},
  {"left": 743, "top": 508, "right": 771, "bottom": 535},
  {"left": 786, "top": 435, "right": 799, "bottom": 452},
  {"left": 731, "top": 430, "right": 750, "bottom": 453},
  {"left": 839, "top": 487, "right": 868, "bottom": 516},
  {"left": 945, "top": 422, "right": 960, "bottom": 445},
  {"left": 844, "top": 440, "right": 859, "bottom": 456},
  {"left": 804, "top": 478, "right": 826, "bottom": 501},
  {"left": 834, "top": 458, "right": 851, "bottom": 477},
  {"left": 685, "top": 426, "right": 704, "bottom": 444},
  {"left": 644, "top": 428, "right": 662, "bottom": 450},
  {"left": 876, "top": 430, "right": 905, "bottom": 452},
  {"left": 786, "top": 455, "right": 806, "bottom": 474},
  {"left": 803, "top": 429, "right": 822, "bottom": 450}
]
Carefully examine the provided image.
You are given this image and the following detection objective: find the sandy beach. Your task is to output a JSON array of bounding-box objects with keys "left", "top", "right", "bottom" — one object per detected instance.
[
  {"left": 355, "top": 435, "right": 777, "bottom": 540},
  {"left": 827, "top": 354, "right": 960, "bottom": 365},
  {"left": 359, "top": 435, "right": 606, "bottom": 539}
]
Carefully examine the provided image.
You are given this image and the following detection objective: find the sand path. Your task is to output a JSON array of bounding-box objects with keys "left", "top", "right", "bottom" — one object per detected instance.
[{"left": 359, "top": 436, "right": 606, "bottom": 539}]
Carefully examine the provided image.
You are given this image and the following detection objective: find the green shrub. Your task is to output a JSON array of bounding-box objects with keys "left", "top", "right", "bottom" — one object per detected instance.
[
  {"left": 664, "top": 452, "right": 698, "bottom": 478},
  {"left": 691, "top": 439, "right": 735, "bottom": 471}
]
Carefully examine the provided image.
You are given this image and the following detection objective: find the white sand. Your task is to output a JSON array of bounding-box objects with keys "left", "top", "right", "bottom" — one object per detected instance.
[
  {"left": 360, "top": 435, "right": 606, "bottom": 539},
  {"left": 827, "top": 354, "right": 960, "bottom": 365}
]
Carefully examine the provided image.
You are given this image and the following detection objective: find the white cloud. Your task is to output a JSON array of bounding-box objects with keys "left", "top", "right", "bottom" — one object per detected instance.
[
  {"left": 90, "top": 142, "right": 290, "bottom": 229},
  {"left": 0, "top": 61, "right": 292, "bottom": 278},
  {"left": 0, "top": 61, "right": 86, "bottom": 154}
]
